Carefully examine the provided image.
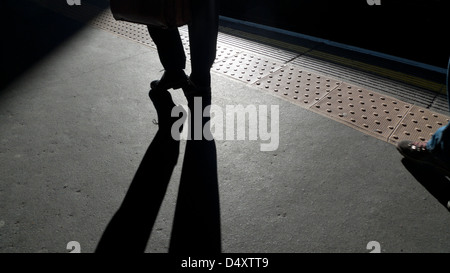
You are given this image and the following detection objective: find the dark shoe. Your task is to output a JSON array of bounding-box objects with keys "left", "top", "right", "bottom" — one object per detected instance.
[
  {"left": 397, "top": 140, "right": 430, "bottom": 161},
  {"left": 182, "top": 77, "right": 211, "bottom": 98},
  {"left": 151, "top": 70, "right": 188, "bottom": 91},
  {"left": 397, "top": 140, "right": 450, "bottom": 176}
]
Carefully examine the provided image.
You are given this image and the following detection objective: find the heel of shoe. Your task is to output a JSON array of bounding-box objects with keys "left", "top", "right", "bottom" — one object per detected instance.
[{"left": 151, "top": 70, "right": 188, "bottom": 91}]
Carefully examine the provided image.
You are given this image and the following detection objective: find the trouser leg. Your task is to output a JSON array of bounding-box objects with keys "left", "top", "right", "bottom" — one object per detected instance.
[
  {"left": 187, "top": 0, "right": 219, "bottom": 90},
  {"left": 147, "top": 26, "right": 186, "bottom": 71},
  {"left": 427, "top": 58, "right": 450, "bottom": 162}
]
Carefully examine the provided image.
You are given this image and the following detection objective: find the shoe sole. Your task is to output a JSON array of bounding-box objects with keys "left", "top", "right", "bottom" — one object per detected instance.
[{"left": 151, "top": 80, "right": 187, "bottom": 91}]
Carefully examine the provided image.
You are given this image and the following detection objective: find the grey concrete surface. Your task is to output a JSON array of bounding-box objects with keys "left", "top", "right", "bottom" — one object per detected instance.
[{"left": 1, "top": 3, "right": 450, "bottom": 253}]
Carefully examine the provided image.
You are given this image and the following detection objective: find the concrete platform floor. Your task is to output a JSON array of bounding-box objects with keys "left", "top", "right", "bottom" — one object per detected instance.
[{"left": 1, "top": 0, "right": 450, "bottom": 253}]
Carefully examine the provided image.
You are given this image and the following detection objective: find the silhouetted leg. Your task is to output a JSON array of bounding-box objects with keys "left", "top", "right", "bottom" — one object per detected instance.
[
  {"left": 147, "top": 26, "right": 186, "bottom": 71},
  {"left": 147, "top": 26, "right": 188, "bottom": 91},
  {"left": 188, "top": 0, "right": 219, "bottom": 90},
  {"left": 426, "top": 58, "right": 450, "bottom": 164}
]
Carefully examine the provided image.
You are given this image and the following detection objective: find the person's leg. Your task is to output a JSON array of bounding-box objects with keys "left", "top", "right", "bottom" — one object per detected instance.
[
  {"left": 147, "top": 26, "right": 188, "bottom": 90},
  {"left": 148, "top": 26, "right": 186, "bottom": 71},
  {"left": 183, "top": 0, "right": 219, "bottom": 140},
  {"left": 447, "top": 57, "right": 450, "bottom": 111},
  {"left": 426, "top": 58, "right": 450, "bottom": 162},
  {"left": 397, "top": 58, "right": 450, "bottom": 174},
  {"left": 426, "top": 124, "right": 450, "bottom": 158},
  {"left": 187, "top": 0, "right": 219, "bottom": 91}
]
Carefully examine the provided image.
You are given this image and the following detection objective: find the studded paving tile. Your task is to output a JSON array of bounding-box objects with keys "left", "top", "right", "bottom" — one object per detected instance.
[
  {"left": 389, "top": 106, "right": 450, "bottom": 144},
  {"left": 312, "top": 83, "right": 413, "bottom": 141},
  {"left": 253, "top": 66, "right": 342, "bottom": 108},
  {"left": 213, "top": 44, "right": 243, "bottom": 63},
  {"left": 212, "top": 53, "right": 284, "bottom": 84},
  {"left": 95, "top": 16, "right": 155, "bottom": 47}
]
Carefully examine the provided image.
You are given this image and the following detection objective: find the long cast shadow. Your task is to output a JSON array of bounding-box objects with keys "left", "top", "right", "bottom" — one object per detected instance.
[
  {"left": 95, "top": 130, "right": 181, "bottom": 252},
  {"left": 95, "top": 89, "right": 182, "bottom": 252},
  {"left": 96, "top": 90, "right": 221, "bottom": 253},
  {"left": 169, "top": 137, "right": 221, "bottom": 254},
  {"left": 401, "top": 158, "right": 450, "bottom": 211}
]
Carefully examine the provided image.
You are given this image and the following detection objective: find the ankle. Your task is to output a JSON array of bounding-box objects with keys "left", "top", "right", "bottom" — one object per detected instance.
[
  {"left": 184, "top": 78, "right": 211, "bottom": 99},
  {"left": 188, "top": 73, "right": 211, "bottom": 88},
  {"left": 162, "top": 69, "right": 187, "bottom": 81}
]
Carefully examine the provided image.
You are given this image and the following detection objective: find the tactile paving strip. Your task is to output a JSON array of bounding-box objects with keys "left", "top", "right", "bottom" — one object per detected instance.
[
  {"left": 253, "top": 66, "right": 342, "bottom": 108},
  {"left": 214, "top": 44, "right": 243, "bottom": 63},
  {"left": 312, "top": 83, "right": 412, "bottom": 141},
  {"left": 292, "top": 54, "right": 439, "bottom": 111},
  {"left": 212, "top": 53, "right": 284, "bottom": 84},
  {"left": 389, "top": 106, "right": 450, "bottom": 144}
]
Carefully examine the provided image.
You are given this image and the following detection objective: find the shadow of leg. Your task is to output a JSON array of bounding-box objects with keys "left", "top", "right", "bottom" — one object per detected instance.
[
  {"left": 401, "top": 158, "right": 450, "bottom": 211},
  {"left": 169, "top": 138, "right": 222, "bottom": 254},
  {"left": 96, "top": 90, "right": 184, "bottom": 253}
]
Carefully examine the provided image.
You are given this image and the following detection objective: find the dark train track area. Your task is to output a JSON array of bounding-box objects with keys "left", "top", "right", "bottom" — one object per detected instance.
[{"left": 220, "top": 0, "right": 449, "bottom": 69}]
